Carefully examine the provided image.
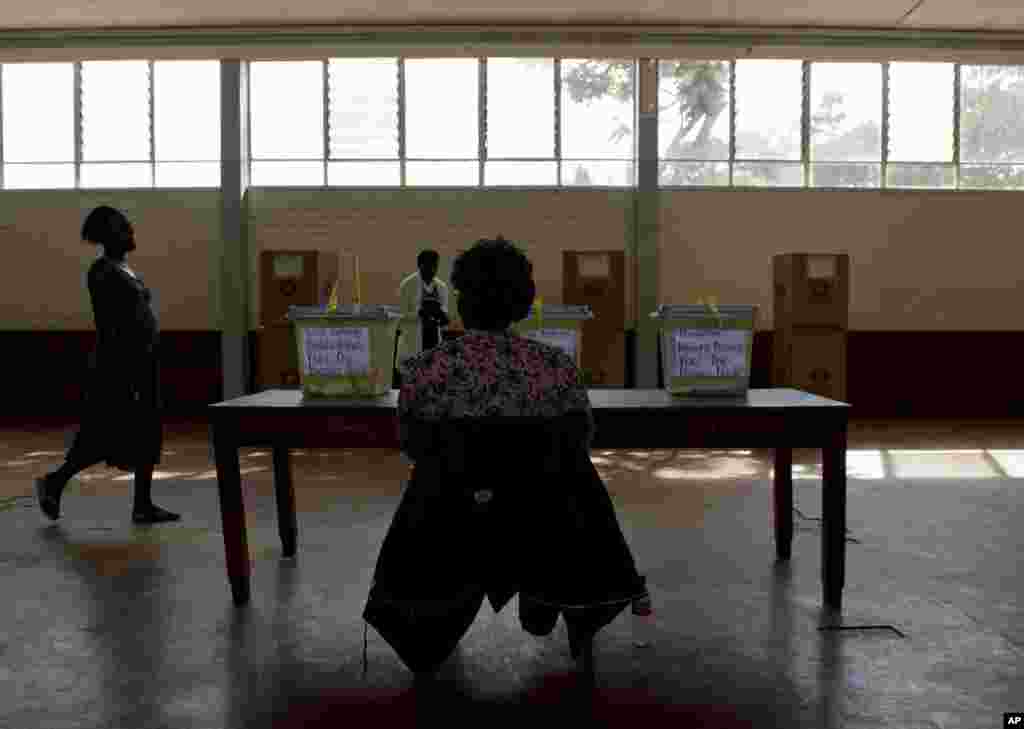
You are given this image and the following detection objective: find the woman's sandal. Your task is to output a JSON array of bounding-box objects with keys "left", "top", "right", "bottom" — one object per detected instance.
[{"left": 132, "top": 505, "right": 181, "bottom": 525}]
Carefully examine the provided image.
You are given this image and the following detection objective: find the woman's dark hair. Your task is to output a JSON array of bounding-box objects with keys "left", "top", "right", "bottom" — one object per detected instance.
[
  {"left": 451, "top": 235, "right": 535, "bottom": 330},
  {"left": 417, "top": 249, "right": 440, "bottom": 268},
  {"left": 81, "top": 206, "right": 133, "bottom": 252}
]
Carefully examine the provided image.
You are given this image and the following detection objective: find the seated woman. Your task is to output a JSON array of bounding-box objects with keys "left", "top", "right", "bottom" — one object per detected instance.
[
  {"left": 398, "top": 236, "right": 594, "bottom": 460},
  {"left": 361, "top": 235, "right": 649, "bottom": 678}
]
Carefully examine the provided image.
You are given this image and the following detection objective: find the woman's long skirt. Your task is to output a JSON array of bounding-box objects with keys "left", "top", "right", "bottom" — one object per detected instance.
[
  {"left": 67, "top": 349, "right": 163, "bottom": 472},
  {"left": 361, "top": 453, "right": 647, "bottom": 675}
]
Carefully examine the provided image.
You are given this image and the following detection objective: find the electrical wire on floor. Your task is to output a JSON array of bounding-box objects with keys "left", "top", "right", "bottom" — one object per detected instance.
[
  {"left": 793, "top": 505, "right": 861, "bottom": 543},
  {"left": 790, "top": 504, "right": 904, "bottom": 637}
]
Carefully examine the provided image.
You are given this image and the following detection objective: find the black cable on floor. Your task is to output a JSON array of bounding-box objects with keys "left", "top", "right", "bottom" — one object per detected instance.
[{"left": 792, "top": 505, "right": 862, "bottom": 544}]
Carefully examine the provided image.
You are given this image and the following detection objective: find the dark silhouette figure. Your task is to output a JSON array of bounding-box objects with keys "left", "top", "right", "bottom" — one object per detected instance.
[{"left": 36, "top": 206, "right": 179, "bottom": 524}]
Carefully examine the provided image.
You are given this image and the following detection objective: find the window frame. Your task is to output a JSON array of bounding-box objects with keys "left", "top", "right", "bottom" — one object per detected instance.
[{"left": 5, "top": 55, "right": 1024, "bottom": 191}]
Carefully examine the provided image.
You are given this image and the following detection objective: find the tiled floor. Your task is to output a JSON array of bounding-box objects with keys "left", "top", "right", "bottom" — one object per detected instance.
[{"left": 2, "top": 418, "right": 1022, "bottom": 728}]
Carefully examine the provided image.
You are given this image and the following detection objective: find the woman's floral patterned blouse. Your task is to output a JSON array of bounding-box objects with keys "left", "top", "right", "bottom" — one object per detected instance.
[{"left": 397, "top": 329, "right": 594, "bottom": 460}]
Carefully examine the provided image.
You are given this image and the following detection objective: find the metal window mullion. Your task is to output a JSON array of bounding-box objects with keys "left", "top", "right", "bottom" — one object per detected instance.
[
  {"left": 398, "top": 58, "right": 406, "bottom": 186},
  {"left": 554, "top": 59, "right": 561, "bottom": 186},
  {"left": 149, "top": 60, "right": 156, "bottom": 188},
  {"left": 953, "top": 63, "right": 961, "bottom": 189},
  {"left": 729, "top": 59, "right": 736, "bottom": 187},
  {"left": 881, "top": 62, "right": 890, "bottom": 189},
  {"left": 802, "top": 61, "right": 811, "bottom": 188},
  {"left": 633, "top": 58, "right": 641, "bottom": 189},
  {"left": 479, "top": 57, "right": 486, "bottom": 187},
  {"left": 323, "top": 59, "right": 329, "bottom": 187},
  {"left": 245, "top": 61, "right": 252, "bottom": 183},
  {"left": 0, "top": 64, "right": 5, "bottom": 189},
  {"left": 74, "top": 62, "right": 82, "bottom": 188}
]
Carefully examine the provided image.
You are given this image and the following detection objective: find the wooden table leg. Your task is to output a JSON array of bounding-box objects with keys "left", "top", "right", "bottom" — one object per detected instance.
[
  {"left": 213, "top": 422, "right": 251, "bottom": 606},
  {"left": 821, "top": 423, "right": 848, "bottom": 611},
  {"left": 272, "top": 445, "right": 297, "bottom": 557},
  {"left": 774, "top": 447, "right": 794, "bottom": 561}
]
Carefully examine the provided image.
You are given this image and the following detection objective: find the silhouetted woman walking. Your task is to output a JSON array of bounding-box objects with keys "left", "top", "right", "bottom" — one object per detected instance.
[{"left": 36, "top": 206, "right": 180, "bottom": 524}]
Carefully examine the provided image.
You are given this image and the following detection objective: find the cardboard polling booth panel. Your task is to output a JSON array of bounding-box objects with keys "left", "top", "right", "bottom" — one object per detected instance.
[
  {"left": 287, "top": 305, "right": 401, "bottom": 398},
  {"left": 511, "top": 304, "right": 593, "bottom": 368},
  {"left": 773, "top": 327, "right": 847, "bottom": 401},
  {"left": 260, "top": 251, "right": 339, "bottom": 324},
  {"left": 651, "top": 304, "right": 758, "bottom": 397},
  {"left": 256, "top": 322, "right": 300, "bottom": 390},
  {"left": 773, "top": 253, "right": 849, "bottom": 329}
]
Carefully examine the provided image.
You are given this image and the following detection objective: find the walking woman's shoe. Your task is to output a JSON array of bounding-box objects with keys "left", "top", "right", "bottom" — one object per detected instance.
[
  {"left": 35, "top": 476, "right": 62, "bottom": 520},
  {"left": 131, "top": 505, "right": 181, "bottom": 524}
]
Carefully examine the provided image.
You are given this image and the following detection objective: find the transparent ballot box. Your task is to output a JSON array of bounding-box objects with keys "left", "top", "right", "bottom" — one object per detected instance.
[
  {"left": 511, "top": 304, "right": 593, "bottom": 367},
  {"left": 651, "top": 304, "right": 758, "bottom": 397},
  {"left": 287, "top": 304, "right": 401, "bottom": 398}
]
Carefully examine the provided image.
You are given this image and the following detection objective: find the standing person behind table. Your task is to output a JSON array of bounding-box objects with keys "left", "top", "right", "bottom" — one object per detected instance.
[
  {"left": 35, "top": 206, "right": 180, "bottom": 525},
  {"left": 396, "top": 250, "right": 450, "bottom": 386}
]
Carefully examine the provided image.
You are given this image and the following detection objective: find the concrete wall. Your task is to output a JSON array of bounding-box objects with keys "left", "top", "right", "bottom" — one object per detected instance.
[
  {"left": 1, "top": 187, "right": 1022, "bottom": 333},
  {"left": 659, "top": 190, "right": 1024, "bottom": 330},
  {"left": 0, "top": 190, "right": 221, "bottom": 330},
  {"left": 246, "top": 188, "right": 636, "bottom": 329}
]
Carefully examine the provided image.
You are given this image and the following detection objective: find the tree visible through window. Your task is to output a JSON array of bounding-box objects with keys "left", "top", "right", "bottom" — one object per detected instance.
[
  {"left": 809, "top": 63, "right": 882, "bottom": 188},
  {"left": 560, "top": 59, "right": 636, "bottom": 186},
  {"left": 960, "top": 65, "right": 1024, "bottom": 189},
  {"left": 657, "top": 60, "right": 730, "bottom": 186}
]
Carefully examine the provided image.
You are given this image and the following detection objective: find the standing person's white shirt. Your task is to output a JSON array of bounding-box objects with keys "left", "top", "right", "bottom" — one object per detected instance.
[{"left": 397, "top": 270, "right": 449, "bottom": 368}]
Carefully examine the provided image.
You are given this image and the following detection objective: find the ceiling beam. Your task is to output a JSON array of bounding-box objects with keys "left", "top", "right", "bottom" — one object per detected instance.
[{"left": 4, "top": 24, "right": 1024, "bottom": 62}]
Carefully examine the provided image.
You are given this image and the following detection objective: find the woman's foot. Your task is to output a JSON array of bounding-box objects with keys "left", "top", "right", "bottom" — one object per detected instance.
[
  {"left": 131, "top": 504, "right": 181, "bottom": 524},
  {"left": 35, "top": 475, "right": 63, "bottom": 520}
]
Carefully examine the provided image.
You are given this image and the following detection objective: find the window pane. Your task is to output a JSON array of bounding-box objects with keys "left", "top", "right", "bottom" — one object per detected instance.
[
  {"left": 154, "top": 61, "right": 220, "bottom": 162},
  {"left": 80, "top": 163, "right": 153, "bottom": 188},
  {"left": 156, "top": 162, "right": 220, "bottom": 187},
  {"left": 3, "top": 163, "right": 74, "bottom": 189},
  {"left": 328, "top": 58, "right": 399, "bottom": 160},
  {"left": 484, "top": 161, "right": 557, "bottom": 185},
  {"left": 732, "top": 162, "right": 803, "bottom": 187},
  {"left": 561, "top": 60, "right": 635, "bottom": 160},
  {"left": 561, "top": 160, "right": 634, "bottom": 186},
  {"left": 405, "top": 59, "right": 478, "bottom": 159},
  {"left": 960, "top": 65, "right": 1024, "bottom": 164},
  {"left": 959, "top": 165, "right": 1024, "bottom": 189},
  {"left": 810, "top": 63, "right": 882, "bottom": 163},
  {"left": 658, "top": 61, "right": 729, "bottom": 160},
  {"left": 810, "top": 163, "right": 881, "bottom": 188},
  {"left": 885, "top": 163, "right": 954, "bottom": 188},
  {"left": 888, "top": 63, "right": 953, "bottom": 163},
  {"left": 406, "top": 161, "right": 478, "bottom": 186},
  {"left": 250, "top": 161, "right": 323, "bottom": 186},
  {"left": 487, "top": 58, "right": 554, "bottom": 159},
  {"left": 82, "top": 61, "right": 150, "bottom": 162},
  {"left": 250, "top": 62, "right": 324, "bottom": 160},
  {"left": 327, "top": 161, "right": 400, "bottom": 186},
  {"left": 659, "top": 161, "right": 728, "bottom": 186},
  {"left": 735, "top": 60, "right": 802, "bottom": 160},
  {"left": 2, "top": 63, "right": 74, "bottom": 163}
]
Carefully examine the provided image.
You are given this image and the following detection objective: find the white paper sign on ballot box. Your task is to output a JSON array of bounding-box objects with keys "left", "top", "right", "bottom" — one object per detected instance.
[
  {"left": 523, "top": 328, "right": 578, "bottom": 361},
  {"left": 301, "top": 327, "right": 371, "bottom": 376},
  {"left": 670, "top": 328, "right": 749, "bottom": 378}
]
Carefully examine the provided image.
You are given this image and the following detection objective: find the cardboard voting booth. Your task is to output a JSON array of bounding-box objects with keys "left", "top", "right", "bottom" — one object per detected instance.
[
  {"left": 511, "top": 304, "right": 593, "bottom": 367},
  {"left": 287, "top": 304, "right": 401, "bottom": 398},
  {"left": 651, "top": 304, "right": 758, "bottom": 397}
]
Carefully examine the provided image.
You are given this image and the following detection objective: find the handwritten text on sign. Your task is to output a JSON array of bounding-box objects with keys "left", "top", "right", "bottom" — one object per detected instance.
[
  {"left": 523, "top": 328, "right": 578, "bottom": 361},
  {"left": 302, "top": 327, "right": 370, "bottom": 376},
  {"left": 671, "top": 329, "right": 749, "bottom": 378}
]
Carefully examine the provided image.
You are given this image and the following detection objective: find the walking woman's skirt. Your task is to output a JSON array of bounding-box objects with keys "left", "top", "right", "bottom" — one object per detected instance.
[
  {"left": 361, "top": 450, "right": 647, "bottom": 675},
  {"left": 67, "top": 349, "right": 163, "bottom": 472}
]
